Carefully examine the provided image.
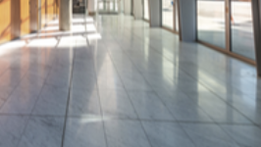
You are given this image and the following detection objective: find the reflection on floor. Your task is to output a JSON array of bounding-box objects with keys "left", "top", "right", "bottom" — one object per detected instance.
[{"left": 0, "top": 14, "right": 261, "bottom": 147}]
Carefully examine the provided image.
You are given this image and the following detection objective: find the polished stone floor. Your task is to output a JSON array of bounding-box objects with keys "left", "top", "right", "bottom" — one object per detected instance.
[{"left": 0, "top": 14, "right": 261, "bottom": 147}]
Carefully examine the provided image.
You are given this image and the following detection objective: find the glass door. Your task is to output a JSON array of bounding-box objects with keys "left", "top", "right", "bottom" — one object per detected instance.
[
  {"left": 197, "top": 0, "right": 226, "bottom": 49},
  {"left": 197, "top": 0, "right": 255, "bottom": 62},
  {"left": 231, "top": 0, "right": 255, "bottom": 60},
  {"left": 161, "top": 0, "right": 179, "bottom": 33}
]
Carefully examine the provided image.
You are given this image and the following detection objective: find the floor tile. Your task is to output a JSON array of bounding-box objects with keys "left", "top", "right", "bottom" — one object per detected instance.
[
  {"left": 18, "top": 116, "right": 64, "bottom": 147},
  {"left": 156, "top": 90, "right": 213, "bottom": 122},
  {"left": 68, "top": 89, "right": 101, "bottom": 117},
  {"left": 31, "top": 85, "right": 69, "bottom": 115},
  {"left": 64, "top": 117, "right": 106, "bottom": 147},
  {"left": 181, "top": 123, "right": 240, "bottom": 147},
  {"left": 0, "top": 83, "right": 42, "bottom": 114},
  {"left": 128, "top": 91, "right": 175, "bottom": 120},
  {"left": 220, "top": 125, "right": 261, "bottom": 147},
  {"left": 104, "top": 120, "right": 151, "bottom": 147},
  {"left": 142, "top": 121, "right": 196, "bottom": 147},
  {"left": 45, "top": 67, "right": 71, "bottom": 88},
  {"left": 187, "top": 92, "right": 252, "bottom": 124},
  {"left": 0, "top": 14, "right": 260, "bottom": 147},
  {"left": 0, "top": 115, "right": 29, "bottom": 147},
  {"left": 99, "top": 90, "right": 137, "bottom": 119}
]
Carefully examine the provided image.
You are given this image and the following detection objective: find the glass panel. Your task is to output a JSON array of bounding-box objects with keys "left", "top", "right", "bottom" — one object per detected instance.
[
  {"left": 175, "top": 0, "right": 179, "bottom": 32},
  {"left": 162, "top": 0, "right": 174, "bottom": 29},
  {"left": 144, "top": 0, "right": 150, "bottom": 20},
  {"left": 197, "top": 0, "right": 226, "bottom": 49},
  {"left": 99, "top": 2, "right": 104, "bottom": 10},
  {"left": 231, "top": 0, "right": 255, "bottom": 59}
]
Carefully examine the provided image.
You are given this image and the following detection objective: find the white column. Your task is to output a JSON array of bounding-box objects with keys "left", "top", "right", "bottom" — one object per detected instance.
[
  {"left": 88, "top": 0, "right": 97, "bottom": 14},
  {"left": 133, "top": 0, "right": 142, "bottom": 19},
  {"left": 124, "top": 0, "right": 131, "bottom": 15},
  {"left": 149, "top": 0, "right": 161, "bottom": 27},
  {"left": 178, "top": 0, "right": 196, "bottom": 41},
  {"left": 59, "top": 0, "right": 72, "bottom": 31}
]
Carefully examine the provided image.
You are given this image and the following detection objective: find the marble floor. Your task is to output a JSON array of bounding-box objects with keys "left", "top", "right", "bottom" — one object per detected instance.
[{"left": 0, "top": 14, "right": 261, "bottom": 147}]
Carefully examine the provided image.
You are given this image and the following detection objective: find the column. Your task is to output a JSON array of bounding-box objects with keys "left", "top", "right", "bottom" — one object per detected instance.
[
  {"left": 133, "top": 0, "right": 143, "bottom": 19},
  {"left": 88, "top": 0, "right": 96, "bottom": 15},
  {"left": 178, "top": 0, "right": 196, "bottom": 41},
  {"left": 149, "top": 0, "right": 160, "bottom": 27},
  {"left": 124, "top": 0, "right": 131, "bottom": 15},
  {"left": 59, "top": 0, "right": 72, "bottom": 31}
]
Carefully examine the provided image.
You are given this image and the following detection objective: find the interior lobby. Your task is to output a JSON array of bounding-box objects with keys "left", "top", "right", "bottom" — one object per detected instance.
[{"left": 0, "top": 0, "right": 261, "bottom": 147}]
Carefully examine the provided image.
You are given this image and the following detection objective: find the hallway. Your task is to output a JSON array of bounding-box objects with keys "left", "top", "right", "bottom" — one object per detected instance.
[{"left": 0, "top": 14, "right": 261, "bottom": 147}]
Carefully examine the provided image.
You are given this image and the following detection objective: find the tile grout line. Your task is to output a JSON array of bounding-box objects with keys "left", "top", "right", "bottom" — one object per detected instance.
[
  {"left": 102, "top": 17, "right": 261, "bottom": 130},
  {"left": 14, "top": 39, "right": 59, "bottom": 147},
  {"left": 0, "top": 65, "right": 30, "bottom": 111},
  {"left": 104, "top": 38, "right": 155, "bottom": 147},
  {"left": 123, "top": 25, "right": 261, "bottom": 127},
  {"left": 119, "top": 20, "right": 261, "bottom": 144},
  {"left": 110, "top": 29, "right": 199, "bottom": 147},
  {"left": 90, "top": 42, "right": 110, "bottom": 147},
  {"left": 0, "top": 111, "right": 259, "bottom": 126},
  {"left": 0, "top": 38, "right": 58, "bottom": 114},
  {"left": 60, "top": 38, "right": 76, "bottom": 147}
]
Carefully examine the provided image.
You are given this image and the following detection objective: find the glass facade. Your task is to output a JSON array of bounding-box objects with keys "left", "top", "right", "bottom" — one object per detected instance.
[
  {"left": 162, "top": 0, "right": 174, "bottom": 29},
  {"left": 197, "top": 0, "right": 255, "bottom": 60},
  {"left": 231, "top": 0, "right": 255, "bottom": 59},
  {"left": 197, "top": 0, "right": 226, "bottom": 49},
  {"left": 161, "top": 0, "right": 179, "bottom": 33}
]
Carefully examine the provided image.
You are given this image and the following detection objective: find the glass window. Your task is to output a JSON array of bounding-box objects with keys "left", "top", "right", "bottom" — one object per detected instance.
[
  {"left": 231, "top": 0, "right": 255, "bottom": 59},
  {"left": 144, "top": 0, "right": 150, "bottom": 20},
  {"left": 197, "top": 0, "right": 226, "bottom": 49},
  {"left": 162, "top": 0, "right": 174, "bottom": 29}
]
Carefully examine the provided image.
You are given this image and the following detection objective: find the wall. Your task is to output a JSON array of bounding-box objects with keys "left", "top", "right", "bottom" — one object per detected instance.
[{"left": 0, "top": 0, "right": 58, "bottom": 44}]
